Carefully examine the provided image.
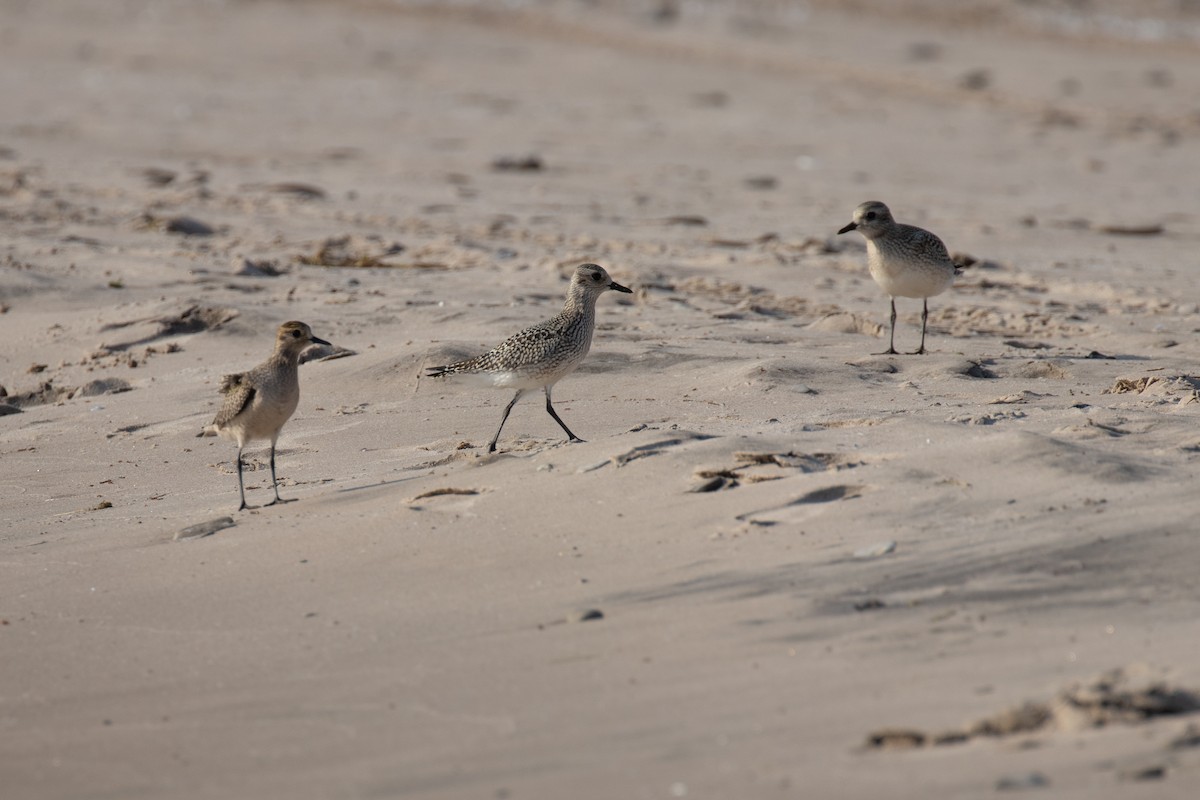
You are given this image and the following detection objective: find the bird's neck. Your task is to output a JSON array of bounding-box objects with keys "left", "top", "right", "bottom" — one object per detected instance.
[
  {"left": 268, "top": 346, "right": 303, "bottom": 370},
  {"left": 562, "top": 285, "right": 599, "bottom": 316}
]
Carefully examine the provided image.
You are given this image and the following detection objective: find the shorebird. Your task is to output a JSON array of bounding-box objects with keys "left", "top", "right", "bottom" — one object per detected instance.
[
  {"left": 426, "top": 263, "right": 632, "bottom": 453},
  {"left": 210, "top": 321, "right": 331, "bottom": 510},
  {"left": 838, "top": 201, "right": 960, "bottom": 355}
]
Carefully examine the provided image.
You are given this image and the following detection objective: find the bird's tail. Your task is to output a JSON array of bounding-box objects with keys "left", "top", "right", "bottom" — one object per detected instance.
[{"left": 425, "top": 365, "right": 451, "bottom": 378}]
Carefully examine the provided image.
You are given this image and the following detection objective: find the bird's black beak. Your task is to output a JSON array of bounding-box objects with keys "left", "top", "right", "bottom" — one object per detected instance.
[
  {"left": 837, "top": 222, "right": 857, "bottom": 235},
  {"left": 609, "top": 281, "right": 633, "bottom": 294},
  {"left": 309, "top": 335, "right": 332, "bottom": 347}
]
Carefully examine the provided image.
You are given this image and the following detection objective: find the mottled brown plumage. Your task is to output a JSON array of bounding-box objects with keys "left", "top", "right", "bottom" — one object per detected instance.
[
  {"left": 213, "top": 373, "right": 255, "bottom": 429},
  {"left": 210, "top": 321, "right": 331, "bottom": 510}
]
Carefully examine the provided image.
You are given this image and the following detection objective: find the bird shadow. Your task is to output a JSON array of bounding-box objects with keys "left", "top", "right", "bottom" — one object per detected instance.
[{"left": 332, "top": 474, "right": 425, "bottom": 497}]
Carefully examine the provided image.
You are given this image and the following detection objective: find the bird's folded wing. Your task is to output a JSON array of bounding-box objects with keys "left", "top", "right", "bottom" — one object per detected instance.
[
  {"left": 496, "top": 323, "right": 564, "bottom": 366},
  {"left": 912, "top": 228, "right": 951, "bottom": 261},
  {"left": 213, "top": 373, "right": 255, "bottom": 427}
]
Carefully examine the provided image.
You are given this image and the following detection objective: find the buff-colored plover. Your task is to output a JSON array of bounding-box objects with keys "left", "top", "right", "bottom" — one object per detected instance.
[
  {"left": 838, "top": 201, "right": 960, "bottom": 355},
  {"left": 426, "top": 263, "right": 632, "bottom": 453},
  {"left": 210, "top": 321, "right": 331, "bottom": 510}
]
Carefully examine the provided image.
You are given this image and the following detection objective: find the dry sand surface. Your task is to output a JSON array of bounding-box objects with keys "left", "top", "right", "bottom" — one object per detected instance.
[{"left": 5, "top": 0, "right": 1200, "bottom": 797}]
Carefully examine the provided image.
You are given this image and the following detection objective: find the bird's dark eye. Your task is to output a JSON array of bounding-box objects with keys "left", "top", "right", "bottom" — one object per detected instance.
[
  {"left": 591, "top": 272, "right": 602, "bottom": 282},
  {"left": 291, "top": 329, "right": 302, "bottom": 338},
  {"left": 865, "top": 211, "right": 877, "bottom": 221}
]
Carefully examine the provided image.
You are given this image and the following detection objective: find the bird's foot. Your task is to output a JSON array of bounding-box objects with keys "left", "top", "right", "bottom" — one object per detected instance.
[
  {"left": 264, "top": 497, "right": 297, "bottom": 507},
  {"left": 568, "top": 436, "right": 585, "bottom": 444},
  {"left": 907, "top": 347, "right": 928, "bottom": 355},
  {"left": 872, "top": 348, "right": 899, "bottom": 356}
]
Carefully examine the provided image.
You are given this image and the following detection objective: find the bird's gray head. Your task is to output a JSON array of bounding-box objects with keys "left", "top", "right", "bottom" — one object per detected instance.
[
  {"left": 276, "top": 321, "right": 332, "bottom": 352},
  {"left": 573, "top": 263, "right": 633, "bottom": 295},
  {"left": 838, "top": 201, "right": 894, "bottom": 238}
]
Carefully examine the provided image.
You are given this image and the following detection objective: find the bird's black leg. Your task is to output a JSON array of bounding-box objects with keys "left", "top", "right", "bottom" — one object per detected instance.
[
  {"left": 909, "top": 299, "right": 929, "bottom": 355},
  {"left": 544, "top": 386, "right": 582, "bottom": 444},
  {"left": 489, "top": 390, "right": 524, "bottom": 453},
  {"left": 875, "top": 298, "right": 899, "bottom": 355},
  {"left": 264, "top": 439, "right": 295, "bottom": 506},
  {"left": 236, "top": 447, "right": 248, "bottom": 511}
]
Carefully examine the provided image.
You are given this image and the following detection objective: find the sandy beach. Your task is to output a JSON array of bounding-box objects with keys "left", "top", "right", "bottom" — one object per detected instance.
[{"left": 4, "top": 0, "right": 1200, "bottom": 796}]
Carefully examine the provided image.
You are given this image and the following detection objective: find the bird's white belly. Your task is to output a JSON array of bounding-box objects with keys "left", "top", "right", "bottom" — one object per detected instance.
[
  {"left": 475, "top": 370, "right": 543, "bottom": 390},
  {"left": 869, "top": 258, "right": 953, "bottom": 299},
  {"left": 452, "top": 353, "right": 587, "bottom": 391}
]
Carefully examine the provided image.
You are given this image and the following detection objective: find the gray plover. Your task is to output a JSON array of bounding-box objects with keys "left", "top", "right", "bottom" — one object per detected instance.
[
  {"left": 838, "top": 201, "right": 959, "bottom": 355},
  {"left": 426, "top": 263, "right": 632, "bottom": 453},
  {"left": 210, "top": 321, "right": 331, "bottom": 510}
]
